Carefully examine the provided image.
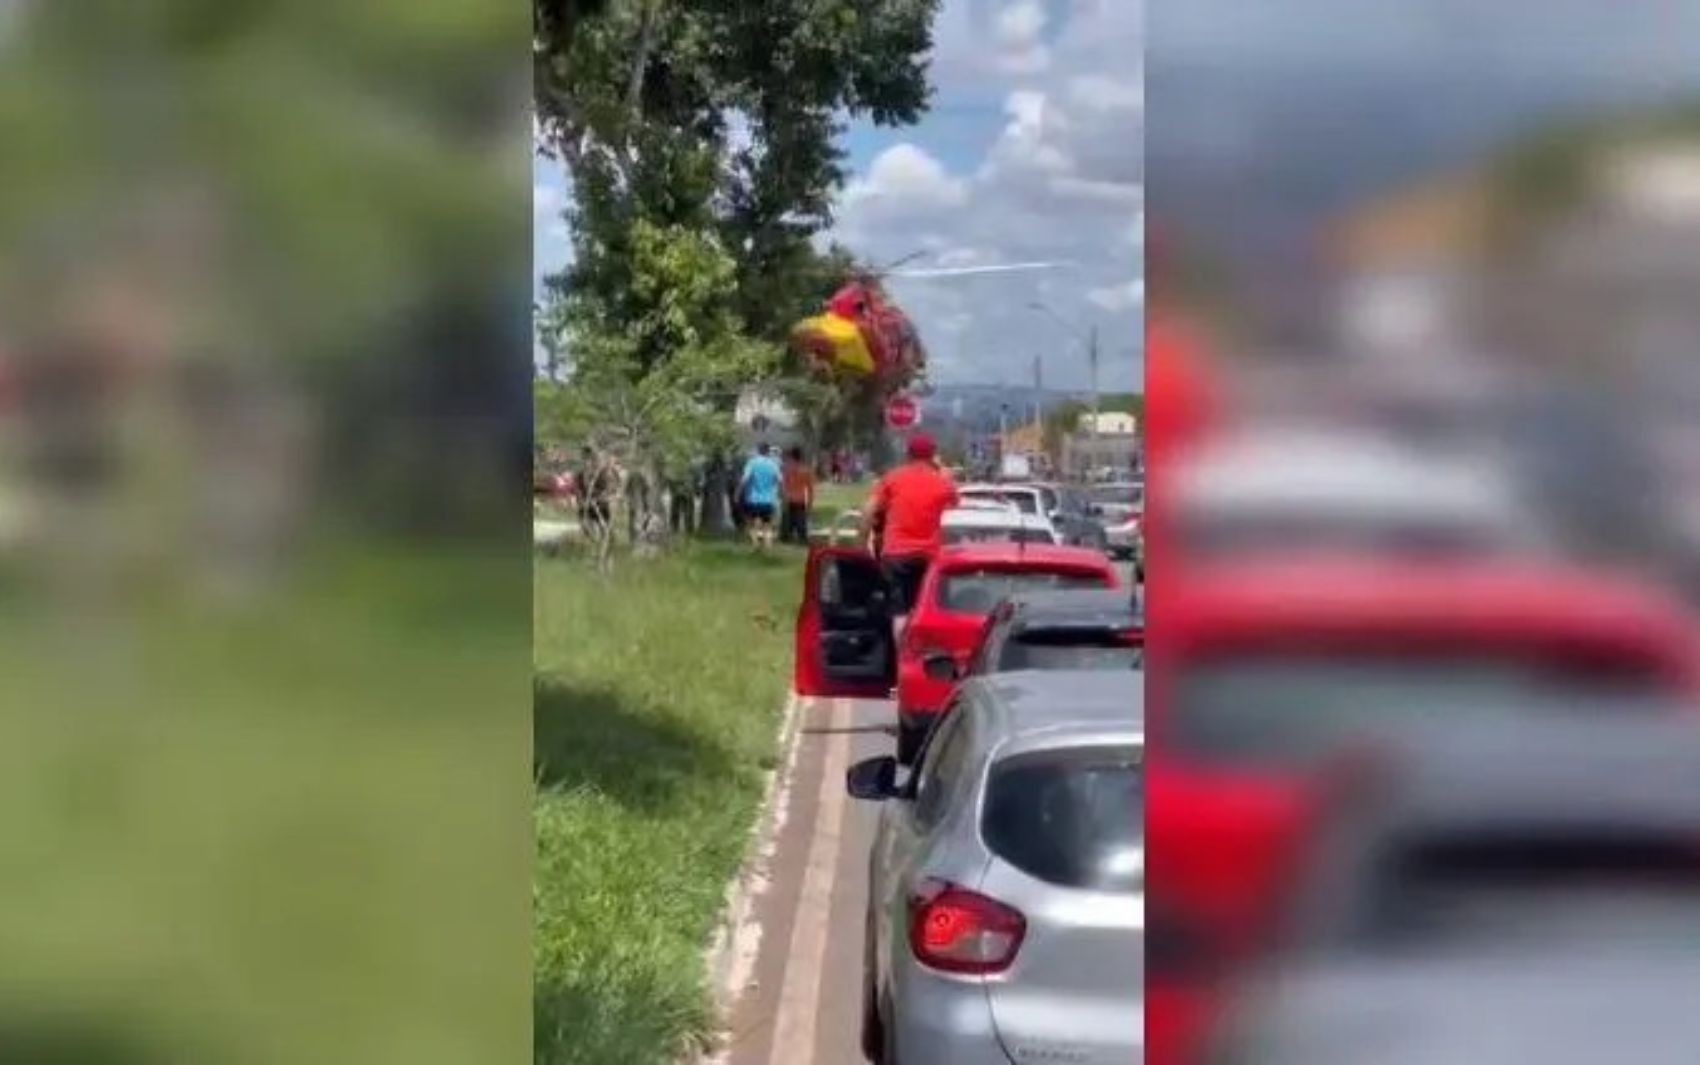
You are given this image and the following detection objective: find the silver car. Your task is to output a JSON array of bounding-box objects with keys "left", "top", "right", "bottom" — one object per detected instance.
[{"left": 847, "top": 670, "right": 1143, "bottom": 1064}]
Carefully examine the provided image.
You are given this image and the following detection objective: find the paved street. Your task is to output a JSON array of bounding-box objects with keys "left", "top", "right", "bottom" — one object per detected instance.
[{"left": 717, "top": 697, "right": 890, "bottom": 1065}]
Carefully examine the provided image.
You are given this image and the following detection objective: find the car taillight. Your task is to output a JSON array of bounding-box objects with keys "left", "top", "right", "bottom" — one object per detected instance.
[{"left": 907, "top": 879, "right": 1026, "bottom": 975}]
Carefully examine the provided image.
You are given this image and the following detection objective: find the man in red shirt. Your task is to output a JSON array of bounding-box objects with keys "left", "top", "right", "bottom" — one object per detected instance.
[{"left": 861, "top": 433, "right": 959, "bottom": 617}]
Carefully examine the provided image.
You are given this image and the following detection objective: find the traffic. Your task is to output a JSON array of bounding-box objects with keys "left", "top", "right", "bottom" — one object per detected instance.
[{"left": 770, "top": 315, "right": 1700, "bottom": 1065}]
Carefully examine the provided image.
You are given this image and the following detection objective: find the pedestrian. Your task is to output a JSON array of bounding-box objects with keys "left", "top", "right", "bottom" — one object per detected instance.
[
  {"left": 860, "top": 433, "right": 958, "bottom": 620},
  {"left": 737, "top": 442, "right": 783, "bottom": 550},
  {"left": 780, "top": 445, "right": 815, "bottom": 545}
]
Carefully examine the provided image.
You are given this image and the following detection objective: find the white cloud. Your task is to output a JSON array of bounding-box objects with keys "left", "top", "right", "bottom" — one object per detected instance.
[
  {"left": 844, "top": 143, "right": 968, "bottom": 212},
  {"left": 992, "top": 0, "right": 1051, "bottom": 74},
  {"left": 1087, "top": 279, "right": 1145, "bottom": 312},
  {"left": 983, "top": 91, "right": 1073, "bottom": 178},
  {"left": 1067, "top": 73, "right": 1144, "bottom": 114},
  {"left": 995, "top": 0, "right": 1045, "bottom": 48},
  {"left": 534, "top": 183, "right": 563, "bottom": 217},
  {"left": 822, "top": 0, "right": 1148, "bottom": 390},
  {"left": 1049, "top": 176, "right": 1142, "bottom": 204}
]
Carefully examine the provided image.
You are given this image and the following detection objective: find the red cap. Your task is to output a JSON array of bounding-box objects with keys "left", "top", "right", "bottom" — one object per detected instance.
[{"left": 906, "top": 433, "right": 937, "bottom": 461}]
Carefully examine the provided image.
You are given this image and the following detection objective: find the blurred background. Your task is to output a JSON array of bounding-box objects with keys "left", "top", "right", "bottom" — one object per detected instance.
[
  {"left": 0, "top": 2, "right": 531, "bottom": 1062},
  {"left": 1146, "top": 2, "right": 1700, "bottom": 1063}
]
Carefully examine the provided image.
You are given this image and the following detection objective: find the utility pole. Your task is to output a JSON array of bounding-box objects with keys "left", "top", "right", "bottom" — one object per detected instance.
[
  {"left": 1032, "top": 354, "right": 1043, "bottom": 430},
  {"left": 1088, "top": 323, "right": 1100, "bottom": 439}
]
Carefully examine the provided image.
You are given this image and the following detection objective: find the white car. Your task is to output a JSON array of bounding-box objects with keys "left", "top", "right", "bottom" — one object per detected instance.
[
  {"left": 941, "top": 506, "right": 1061, "bottom": 547},
  {"left": 959, "top": 483, "right": 1048, "bottom": 517},
  {"left": 958, "top": 489, "right": 1060, "bottom": 537},
  {"left": 1088, "top": 483, "right": 1143, "bottom": 562}
]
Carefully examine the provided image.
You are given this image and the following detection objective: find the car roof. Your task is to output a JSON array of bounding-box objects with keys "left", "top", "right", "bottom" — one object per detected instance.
[
  {"left": 961, "top": 483, "right": 1043, "bottom": 495},
  {"left": 965, "top": 669, "right": 1144, "bottom": 750},
  {"left": 938, "top": 543, "right": 1115, "bottom": 569},
  {"left": 1005, "top": 588, "right": 1142, "bottom": 627}
]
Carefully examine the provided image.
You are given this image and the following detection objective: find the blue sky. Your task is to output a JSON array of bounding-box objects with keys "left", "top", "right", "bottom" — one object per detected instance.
[{"left": 537, "top": 0, "right": 1144, "bottom": 392}]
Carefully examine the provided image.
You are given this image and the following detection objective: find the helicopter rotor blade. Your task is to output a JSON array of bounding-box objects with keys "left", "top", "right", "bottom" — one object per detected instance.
[{"left": 885, "top": 261, "right": 1071, "bottom": 279}]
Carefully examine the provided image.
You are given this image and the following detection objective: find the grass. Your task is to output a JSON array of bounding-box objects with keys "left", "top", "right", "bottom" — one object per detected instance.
[
  {"left": 0, "top": 543, "right": 532, "bottom": 1064},
  {"left": 533, "top": 542, "right": 801, "bottom": 1065},
  {"left": 811, "top": 480, "right": 867, "bottom": 535}
]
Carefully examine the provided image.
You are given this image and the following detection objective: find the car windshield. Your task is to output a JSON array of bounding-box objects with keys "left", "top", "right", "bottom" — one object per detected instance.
[
  {"left": 937, "top": 568, "right": 1110, "bottom": 614},
  {"left": 1169, "top": 654, "right": 1673, "bottom": 768},
  {"left": 941, "top": 525, "right": 1054, "bottom": 546},
  {"left": 982, "top": 746, "right": 1142, "bottom": 892},
  {"left": 998, "top": 628, "right": 1143, "bottom": 671}
]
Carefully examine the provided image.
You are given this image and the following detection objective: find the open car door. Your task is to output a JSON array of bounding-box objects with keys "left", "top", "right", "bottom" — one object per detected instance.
[{"left": 794, "top": 540, "right": 897, "bottom": 698}]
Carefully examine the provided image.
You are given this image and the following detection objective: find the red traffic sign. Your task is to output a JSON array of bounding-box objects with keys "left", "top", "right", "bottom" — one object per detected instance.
[{"left": 885, "top": 394, "right": 920, "bottom": 430}]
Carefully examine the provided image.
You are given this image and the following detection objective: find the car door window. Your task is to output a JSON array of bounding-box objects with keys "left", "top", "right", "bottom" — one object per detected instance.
[{"left": 913, "top": 709, "right": 971, "bottom": 829}]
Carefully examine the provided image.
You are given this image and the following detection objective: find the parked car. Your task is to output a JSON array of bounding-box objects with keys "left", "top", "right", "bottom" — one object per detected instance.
[
  {"left": 922, "top": 588, "right": 1142, "bottom": 691},
  {"left": 1044, "top": 484, "right": 1112, "bottom": 552},
  {"left": 1212, "top": 715, "right": 1700, "bottom": 1065},
  {"left": 847, "top": 669, "right": 1142, "bottom": 1065},
  {"left": 894, "top": 545, "right": 1123, "bottom": 763},
  {"left": 1090, "top": 482, "right": 1144, "bottom": 573},
  {"left": 1145, "top": 556, "right": 1700, "bottom": 1064},
  {"left": 940, "top": 505, "right": 1060, "bottom": 547},
  {"left": 793, "top": 541, "right": 1123, "bottom": 763}
]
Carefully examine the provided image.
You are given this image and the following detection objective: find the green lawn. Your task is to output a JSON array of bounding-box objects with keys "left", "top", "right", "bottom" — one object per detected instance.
[
  {"left": 533, "top": 543, "right": 801, "bottom": 1064},
  {"left": 0, "top": 545, "right": 532, "bottom": 1065},
  {"left": 811, "top": 480, "right": 867, "bottom": 535}
]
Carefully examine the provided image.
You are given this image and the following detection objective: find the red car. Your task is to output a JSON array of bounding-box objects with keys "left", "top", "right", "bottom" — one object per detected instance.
[
  {"left": 1144, "top": 555, "right": 1700, "bottom": 1065},
  {"left": 794, "top": 541, "right": 1123, "bottom": 762}
]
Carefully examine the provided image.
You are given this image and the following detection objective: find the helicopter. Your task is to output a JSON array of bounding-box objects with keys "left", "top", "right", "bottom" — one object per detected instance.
[{"left": 788, "top": 253, "right": 1065, "bottom": 394}]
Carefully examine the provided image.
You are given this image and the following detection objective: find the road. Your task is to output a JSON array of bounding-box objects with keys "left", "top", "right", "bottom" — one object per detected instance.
[{"left": 716, "top": 696, "right": 888, "bottom": 1065}]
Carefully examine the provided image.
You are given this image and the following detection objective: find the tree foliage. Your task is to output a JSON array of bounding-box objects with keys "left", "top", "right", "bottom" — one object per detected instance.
[{"left": 533, "top": 0, "right": 941, "bottom": 482}]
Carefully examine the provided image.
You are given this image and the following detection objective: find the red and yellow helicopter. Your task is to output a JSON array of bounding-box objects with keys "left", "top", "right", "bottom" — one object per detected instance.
[{"left": 788, "top": 254, "right": 1065, "bottom": 398}]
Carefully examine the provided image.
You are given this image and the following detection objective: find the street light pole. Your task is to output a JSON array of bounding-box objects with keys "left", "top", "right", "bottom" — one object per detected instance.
[{"left": 1089, "top": 322, "right": 1100, "bottom": 442}]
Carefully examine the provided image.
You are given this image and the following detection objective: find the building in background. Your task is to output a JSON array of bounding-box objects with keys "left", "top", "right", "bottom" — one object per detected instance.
[{"left": 1060, "top": 415, "right": 1139, "bottom": 480}]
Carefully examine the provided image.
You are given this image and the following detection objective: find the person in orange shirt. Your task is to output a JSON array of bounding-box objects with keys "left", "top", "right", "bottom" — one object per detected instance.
[
  {"left": 860, "top": 433, "right": 959, "bottom": 616},
  {"left": 779, "top": 446, "right": 815, "bottom": 544}
]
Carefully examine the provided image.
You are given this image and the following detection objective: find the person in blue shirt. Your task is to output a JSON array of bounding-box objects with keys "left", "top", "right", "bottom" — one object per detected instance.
[{"left": 738, "top": 442, "right": 784, "bottom": 549}]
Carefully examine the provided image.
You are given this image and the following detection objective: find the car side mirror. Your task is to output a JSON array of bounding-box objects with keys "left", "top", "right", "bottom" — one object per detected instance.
[
  {"left": 846, "top": 756, "right": 900, "bottom": 801},
  {"left": 922, "top": 653, "right": 959, "bottom": 682}
]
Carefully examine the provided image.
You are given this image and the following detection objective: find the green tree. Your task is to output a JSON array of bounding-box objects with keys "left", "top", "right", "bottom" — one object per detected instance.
[{"left": 533, "top": 0, "right": 940, "bottom": 540}]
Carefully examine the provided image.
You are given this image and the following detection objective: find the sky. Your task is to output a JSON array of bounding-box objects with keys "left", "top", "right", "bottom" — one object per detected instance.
[{"left": 535, "top": 0, "right": 1145, "bottom": 393}]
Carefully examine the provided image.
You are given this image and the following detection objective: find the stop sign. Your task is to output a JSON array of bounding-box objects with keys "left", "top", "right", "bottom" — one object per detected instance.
[{"left": 885, "top": 394, "right": 920, "bottom": 430}]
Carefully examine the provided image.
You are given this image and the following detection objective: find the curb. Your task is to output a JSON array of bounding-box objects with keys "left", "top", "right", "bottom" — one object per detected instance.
[{"left": 690, "top": 690, "right": 808, "bottom": 1065}]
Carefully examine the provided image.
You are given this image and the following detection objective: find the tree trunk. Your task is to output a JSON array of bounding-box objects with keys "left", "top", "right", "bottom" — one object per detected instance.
[{"left": 700, "top": 453, "right": 734, "bottom": 537}]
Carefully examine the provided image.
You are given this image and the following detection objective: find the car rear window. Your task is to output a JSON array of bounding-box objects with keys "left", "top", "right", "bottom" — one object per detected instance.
[
  {"left": 964, "top": 489, "right": 1039, "bottom": 515},
  {"left": 997, "top": 628, "right": 1143, "bottom": 672},
  {"left": 942, "top": 525, "right": 1054, "bottom": 546},
  {"left": 937, "top": 568, "right": 1110, "bottom": 614},
  {"left": 982, "top": 746, "right": 1142, "bottom": 892}
]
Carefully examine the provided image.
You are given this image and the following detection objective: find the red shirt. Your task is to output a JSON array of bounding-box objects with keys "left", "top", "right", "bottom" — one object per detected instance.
[{"left": 869, "top": 461, "right": 958, "bottom": 557}]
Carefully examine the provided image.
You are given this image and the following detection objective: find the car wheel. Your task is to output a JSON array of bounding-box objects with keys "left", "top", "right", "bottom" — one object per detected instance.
[
  {"left": 880, "top": 992, "right": 900, "bottom": 1065},
  {"left": 860, "top": 904, "right": 883, "bottom": 1060}
]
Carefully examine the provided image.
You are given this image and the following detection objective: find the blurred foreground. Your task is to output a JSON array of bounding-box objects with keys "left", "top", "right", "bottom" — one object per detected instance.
[
  {"left": 0, "top": 3, "right": 530, "bottom": 1062},
  {"left": 1148, "top": 3, "right": 1700, "bottom": 1062}
]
